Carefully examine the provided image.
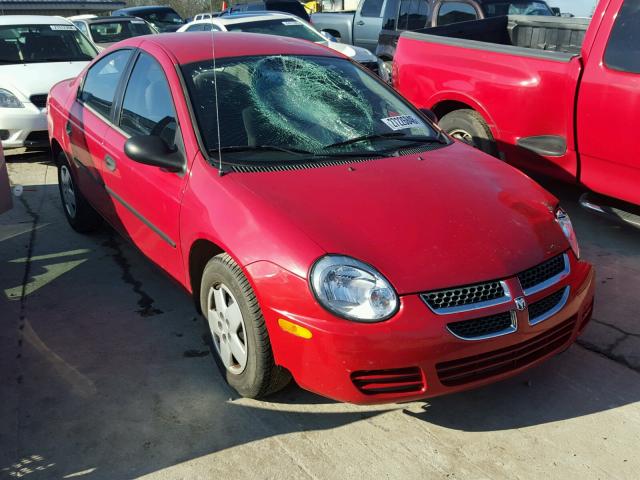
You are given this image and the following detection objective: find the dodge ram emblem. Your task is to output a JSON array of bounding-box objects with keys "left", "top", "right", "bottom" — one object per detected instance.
[{"left": 515, "top": 297, "right": 527, "bottom": 311}]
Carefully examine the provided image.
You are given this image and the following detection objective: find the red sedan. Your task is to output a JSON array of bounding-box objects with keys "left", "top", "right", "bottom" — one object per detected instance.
[{"left": 48, "top": 32, "right": 595, "bottom": 404}]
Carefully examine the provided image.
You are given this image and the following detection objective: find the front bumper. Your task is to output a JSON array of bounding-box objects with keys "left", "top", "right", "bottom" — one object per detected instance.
[
  {"left": 0, "top": 104, "right": 48, "bottom": 149},
  {"left": 248, "top": 252, "right": 595, "bottom": 404}
]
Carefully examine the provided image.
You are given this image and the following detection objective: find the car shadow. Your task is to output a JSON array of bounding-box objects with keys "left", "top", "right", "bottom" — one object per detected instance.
[{"left": 1, "top": 177, "right": 639, "bottom": 478}]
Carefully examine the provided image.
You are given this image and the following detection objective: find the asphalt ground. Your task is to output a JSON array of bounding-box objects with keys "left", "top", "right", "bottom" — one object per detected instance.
[{"left": 1, "top": 150, "right": 639, "bottom": 479}]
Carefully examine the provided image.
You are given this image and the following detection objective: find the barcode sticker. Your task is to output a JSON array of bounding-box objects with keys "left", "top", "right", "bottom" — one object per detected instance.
[
  {"left": 381, "top": 115, "right": 422, "bottom": 131},
  {"left": 50, "top": 25, "right": 76, "bottom": 31}
]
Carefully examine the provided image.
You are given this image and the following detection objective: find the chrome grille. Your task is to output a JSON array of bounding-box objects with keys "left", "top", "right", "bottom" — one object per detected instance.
[
  {"left": 518, "top": 254, "right": 568, "bottom": 293},
  {"left": 529, "top": 287, "right": 570, "bottom": 325},
  {"left": 422, "top": 280, "right": 507, "bottom": 313},
  {"left": 447, "top": 311, "right": 515, "bottom": 340}
]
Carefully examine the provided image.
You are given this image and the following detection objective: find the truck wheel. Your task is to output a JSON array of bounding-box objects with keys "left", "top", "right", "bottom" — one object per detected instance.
[
  {"left": 200, "top": 253, "right": 291, "bottom": 398},
  {"left": 57, "top": 152, "right": 101, "bottom": 233},
  {"left": 439, "top": 109, "right": 498, "bottom": 157}
]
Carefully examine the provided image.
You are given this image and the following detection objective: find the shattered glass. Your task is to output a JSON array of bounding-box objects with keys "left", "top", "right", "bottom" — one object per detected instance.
[{"left": 181, "top": 54, "right": 436, "bottom": 162}]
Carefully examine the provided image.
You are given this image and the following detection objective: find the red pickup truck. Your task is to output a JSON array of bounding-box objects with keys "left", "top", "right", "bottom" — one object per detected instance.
[{"left": 394, "top": 0, "right": 640, "bottom": 216}]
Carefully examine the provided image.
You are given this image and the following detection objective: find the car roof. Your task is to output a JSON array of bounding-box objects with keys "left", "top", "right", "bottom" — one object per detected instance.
[
  {"left": 0, "top": 15, "right": 74, "bottom": 26},
  {"left": 120, "top": 31, "right": 337, "bottom": 65},
  {"left": 213, "top": 12, "right": 296, "bottom": 24},
  {"left": 114, "top": 6, "right": 177, "bottom": 14},
  {"left": 82, "top": 16, "right": 147, "bottom": 24}
]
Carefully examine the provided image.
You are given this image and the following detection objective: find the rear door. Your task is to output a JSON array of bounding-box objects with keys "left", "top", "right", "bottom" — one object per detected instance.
[
  {"left": 354, "top": 0, "right": 386, "bottom": 51},
  {"left": 577, "top": 0, "right": 640, "bottom": 205},
  {"left": 100, "top": 48, "right": 188, "bottom": 280},
  {"left": 69, "top": 49, "right": 133, "bottom": 216}
]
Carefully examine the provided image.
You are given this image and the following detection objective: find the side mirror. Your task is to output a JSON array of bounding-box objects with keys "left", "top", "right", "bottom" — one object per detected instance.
[
  {"left": 124, "top": 135, "right": 184, "bottom": 172},
  {"left": 420, "top": 108, "right": 438, "bottom": 124},
  {"left": 551, "top": 7, "right": 561, "bottom": 16},
  {"left": 320, "top": 30, "right": 338, "bottom": 42}
]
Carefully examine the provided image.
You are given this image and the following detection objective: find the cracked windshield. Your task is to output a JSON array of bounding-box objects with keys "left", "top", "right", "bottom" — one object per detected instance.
[{"left": 182, "top": 54, "right": 441, "bottom": 163}]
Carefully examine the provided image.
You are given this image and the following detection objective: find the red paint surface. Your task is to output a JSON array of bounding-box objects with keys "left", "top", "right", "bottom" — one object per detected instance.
[{"left": 394, "top": 0, "right": 640, "bottom": 206}]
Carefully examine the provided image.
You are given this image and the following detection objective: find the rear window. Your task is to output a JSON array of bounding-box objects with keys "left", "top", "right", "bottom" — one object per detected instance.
[
  {"left": 604, "top": 0, "right": 640, "bottom": 74},
  {"left": 224, "top": 19, "right": 323, "bottom": 42},
  {"left": 89, "top": 20, "right": 154, "bottom": 44},
  {"left": 0, "top": 24, "right": 97, "bottom": 64},
  {"left": 482, "top": 1, "right": 553, "bottom": 16}
]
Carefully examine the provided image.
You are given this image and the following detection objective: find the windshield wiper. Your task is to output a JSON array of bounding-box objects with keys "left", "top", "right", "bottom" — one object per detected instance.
[
  {"left": 324, "top": 132, "right": 447, "bottom": 149},
  {"left": 211, "top": 144, "right": 388, "bottom": 159},
  {"left": 213, "top": 145, "right": 313, "bottom": 156}
]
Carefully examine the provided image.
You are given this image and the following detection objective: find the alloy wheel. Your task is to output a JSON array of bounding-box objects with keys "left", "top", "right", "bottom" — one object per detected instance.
[{"left": 207, "top": 283, "right": 248, "bottom": 374}]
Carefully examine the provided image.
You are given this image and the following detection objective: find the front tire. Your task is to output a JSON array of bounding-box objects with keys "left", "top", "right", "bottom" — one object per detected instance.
[
  {"left": 439, "top": 109, "right": 497, "bottom": 157},
  {"left": 200, "top": 253, "right": 290, "bottom": 398},
  {"left": 57, "top": 152, "right": 101, "bottom": 233}
]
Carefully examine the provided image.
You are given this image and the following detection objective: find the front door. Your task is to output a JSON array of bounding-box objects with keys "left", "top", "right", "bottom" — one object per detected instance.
[
  {"left": 576, "top": 0, "right": 640, "bottom": 206},
  {"left": 68, "top": 49, "right": 133, "bottom": 216},
  {"left": 354, "top": 0, "right": 386, "bottom": 51},
  {"left": 100, "top": 49, "right": 187, "bottom": 280}
]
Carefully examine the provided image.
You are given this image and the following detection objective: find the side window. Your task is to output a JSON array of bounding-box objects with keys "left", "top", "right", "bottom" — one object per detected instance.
[
  {"left": 74, "top": 21, "right": 88, "bottom": 35},
  {"left": 360, "top": 0, "right": 384, "bottom": 18},
  {"left": 80, "top": 49, "right": 132, "bottom": 118},
  {"left": 398, "top": 0, "right": 429, "bottom": 31},
  {"left": 436, "top": 1, "right": 478, "bottom": 26},
  {"left": 119, "top": 53, "right": 177, "bottom": 146},
  {"left": 186, "top": 24, "right": 204, "bottom": 31},
  {"left": 604, "top": 0, "right": 640, "bottom": 74}
]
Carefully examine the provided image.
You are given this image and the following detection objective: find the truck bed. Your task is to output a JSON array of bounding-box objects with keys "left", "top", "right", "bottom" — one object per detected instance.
[{"left": 404, "top": 15, "right": 589, "bottom": 60}]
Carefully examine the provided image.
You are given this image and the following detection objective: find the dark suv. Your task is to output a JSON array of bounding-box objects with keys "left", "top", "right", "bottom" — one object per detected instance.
[
  {"left": 228, "top": 0, "right": 311, "bottom": 22},
  {"left": 112, "top": 5, "right": 185, "bottom": 32},
  {"left": 376, "top": 0, "right": 553, "bottom": 79}
]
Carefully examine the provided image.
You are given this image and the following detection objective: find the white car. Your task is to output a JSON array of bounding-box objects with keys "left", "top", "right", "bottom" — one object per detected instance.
[
  {"left": 177, "top": 13, "right": 380, "bottom": 72},
  {"left": 0, "top": 16, "right": 97, "bottom": 149}
]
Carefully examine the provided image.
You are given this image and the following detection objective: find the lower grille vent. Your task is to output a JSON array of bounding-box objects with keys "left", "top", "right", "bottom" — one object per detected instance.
[{"left": 351, "top": 367, "right": 424, "bottom": 395}]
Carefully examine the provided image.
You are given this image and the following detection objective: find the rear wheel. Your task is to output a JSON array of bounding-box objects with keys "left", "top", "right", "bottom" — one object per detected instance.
[
  {"left": 57, "top": 152, "right": 101, "bottom": 233},
  {"left": 200, "top": 253, "right": 290, "bottom": 398},
  {"left": 439, "top": 109, "right": 497, "bottom": 157}
]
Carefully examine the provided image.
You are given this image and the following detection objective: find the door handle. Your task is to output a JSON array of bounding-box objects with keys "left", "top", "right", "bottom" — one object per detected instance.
[
  {"left": 356, "top": 20, "right": 365, "bottom": 25},
  {"left": 105, "top": 155, "right": 117, "bottom": 172},
  {"left": 65, "top": 121, "right": 72, "bottom": 136}
]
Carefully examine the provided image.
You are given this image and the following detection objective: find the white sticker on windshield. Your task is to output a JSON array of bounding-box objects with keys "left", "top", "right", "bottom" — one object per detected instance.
[
  {"left": 50, "top": 25, "right": 76, "bottom": 31},
  {"left": 132, "top": 20, "right": 146, "bottom": 24},
  {"left": 381, "top": 115, "right": 422, "bottom": 131},
  {"left": 282, "top": 21, "right": 299, "bottom": 25}
]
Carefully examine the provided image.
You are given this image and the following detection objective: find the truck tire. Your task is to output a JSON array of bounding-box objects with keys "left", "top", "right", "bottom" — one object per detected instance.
[
  {"left": 439, "top": 109, "right": 498, "bottom": 157},
  {"left": 200, "top": 253, "right": 291, "bottom": 398},
  {"left": 57, "top": 152, "right": 101, "bottom": 233}
]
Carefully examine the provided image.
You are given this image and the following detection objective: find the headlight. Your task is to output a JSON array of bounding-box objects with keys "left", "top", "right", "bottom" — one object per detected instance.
[
  {"left": 555, "top": 207, "right": 580, "bottom": 258},
  {"left": 0, "top": 89, "right": 24, "bottom": 108},
  {"left": 310, "top": 255, "right": 398, "bottom": 322}
]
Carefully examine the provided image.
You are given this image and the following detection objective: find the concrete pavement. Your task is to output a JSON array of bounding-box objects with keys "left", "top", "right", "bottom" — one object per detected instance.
[{"left": 1, "top": 152, "right": 639, "bottom": 479}]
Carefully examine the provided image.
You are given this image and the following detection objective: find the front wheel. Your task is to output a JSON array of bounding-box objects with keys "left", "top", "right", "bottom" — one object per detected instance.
[
  {"left": 439, "top": 109, "right": 498, "bottom": 157},
  {"left": 200, "top": 253, "right": 290, "bottom": 398}
]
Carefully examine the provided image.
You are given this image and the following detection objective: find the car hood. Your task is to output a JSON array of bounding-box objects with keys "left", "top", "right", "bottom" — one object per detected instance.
[
  {"left": 230, "top": 143, "right": 568, "bottom": 294},
  {"left": 326, "top": 40, "right": 377, "bottom": 63},
  {"left": 0, "top": 62, "right": 88, "bottom": 101}
]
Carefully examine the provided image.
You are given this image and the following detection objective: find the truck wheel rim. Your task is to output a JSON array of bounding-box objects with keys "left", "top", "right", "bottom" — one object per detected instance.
[
  {"left": 449, "top": 129, "right": 475, "bottom": 146},
  {"left": 207, "top": 283, "right": 248, "bottom": 374},
  {"left": 60, "top": 165, "right": 77, "bottom": 219}
]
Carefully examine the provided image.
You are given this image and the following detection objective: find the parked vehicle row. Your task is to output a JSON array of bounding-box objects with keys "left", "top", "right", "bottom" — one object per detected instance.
[
  {"left": 47, "top": 31, "right": 594, "bottom": 404},
  {"left": 0, "top": 16, "right": 97, "bottom": 149},
  {"left": 393, "top": 0, "right": 640, "bottom": 210},
  {"left": 179, "top": 12, "right": 379, "bottom": 72}
]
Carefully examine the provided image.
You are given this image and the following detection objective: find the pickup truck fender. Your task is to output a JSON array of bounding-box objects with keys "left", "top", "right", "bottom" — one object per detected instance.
[{"left": 415, "top": 90, "right": 499, "bottom": 139}]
